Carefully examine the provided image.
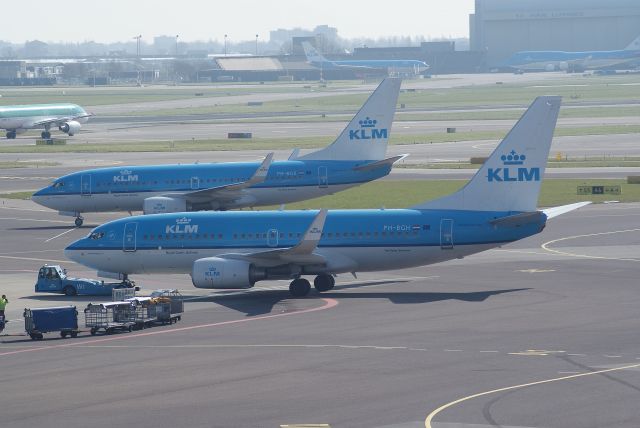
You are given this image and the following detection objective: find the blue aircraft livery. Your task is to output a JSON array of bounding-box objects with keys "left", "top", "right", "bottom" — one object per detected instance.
[
  {"left": 66, "top": 96, "right": 591, "bottom": 297},
  {"left": 33, "top": 78, "right": 403, "bottom": 226},
  {"left": 302, "top": 42, "right": 429, "bottom": 74},
  {"left": 487, "top": 150, "right": 540, "bottom": 182},
  {"left": 500, "top": 35, "right": 640, "bottom": 71}
]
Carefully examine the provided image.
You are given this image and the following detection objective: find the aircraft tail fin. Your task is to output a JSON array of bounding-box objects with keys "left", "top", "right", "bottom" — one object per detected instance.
[
  {"left": 302, "top": 41, "right": 328, "bottom": 64},
  {"left": 298, "top": 78, "right": 401, "bottom": 161},
  {"left": 412, "top": 96, "right": 561, "bottom": 212},
  {"left": 624, "top": 35, "right": 640, "bottom": 51}
]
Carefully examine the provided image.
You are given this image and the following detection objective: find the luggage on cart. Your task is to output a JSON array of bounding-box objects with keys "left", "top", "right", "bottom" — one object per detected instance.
[
  {"left": 150, "top": 289, "right": 183, "bottom": 324},
  {"left": 126, "top": 297, "right": 158, "bottom": 329},
  {"left": 84, "top": 302, "right": 135, "bottom": 335},
  {"left": 24, "top": 306, "right": 79, "bottom": 340}
]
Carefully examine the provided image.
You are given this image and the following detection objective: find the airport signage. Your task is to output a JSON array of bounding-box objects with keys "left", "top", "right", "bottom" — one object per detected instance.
[{"left": 577, "top": 185, "right": 621, "bottom": 195}]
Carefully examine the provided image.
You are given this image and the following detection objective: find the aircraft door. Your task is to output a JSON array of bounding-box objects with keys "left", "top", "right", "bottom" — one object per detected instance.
[
  {"left": 81, "top": 174, "right": 91, "bottom": 196},
  {"left": 191, "top": 177, "right": 200, "bottom": 190},
  {"left": 267, "top": 229, "right": 279, "bottom": 247},
  {"left": 440, "top": 219, "right": 454, "bottom": 249},
  {"left": 123, "top": 222, "right": 138, "bottom": 252},
  {"left": 318, "top": 166, "right": 328, "bottom": 188}
]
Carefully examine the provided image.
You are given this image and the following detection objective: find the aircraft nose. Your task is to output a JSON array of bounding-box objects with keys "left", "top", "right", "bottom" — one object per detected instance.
[
  {"left": 31, "top": 188, "right": 46, "bottom": 206},
  {"left": 64, "top": 241, "right": 81, "bottom": 263}
]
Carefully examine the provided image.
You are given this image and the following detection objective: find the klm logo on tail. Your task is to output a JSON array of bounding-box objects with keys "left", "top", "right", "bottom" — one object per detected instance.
[
  {"left": 487, "top": 150, "right": 540, "bottom": 182},
  {"left": 349, "top": 117, "right": 388, "bottom": 141}
]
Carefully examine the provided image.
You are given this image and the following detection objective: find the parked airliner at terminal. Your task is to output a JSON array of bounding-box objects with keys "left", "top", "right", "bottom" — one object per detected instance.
[
  {"left": 0, "top": 103, "right": 92, "bottom": 139},
  {"left": 66, "top": 96, "right": 590, "bottom": 297},
  {"left": 33, "top": 78, "right": 403, "bottom": 226}
]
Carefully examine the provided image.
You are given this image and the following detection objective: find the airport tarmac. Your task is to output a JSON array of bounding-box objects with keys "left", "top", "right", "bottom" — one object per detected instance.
[{"left": 0, "top": 199, "right": 639, "bottom": 427}]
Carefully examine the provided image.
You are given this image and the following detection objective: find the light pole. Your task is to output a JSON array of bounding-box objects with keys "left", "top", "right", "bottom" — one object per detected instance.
[
  {"left": 133, "top": 34, "right": 142, "bottom": 59},
  {"left": 224, "top": 34, "right": 228, "bottom": 56},
  {"left": 255, "top": 34, "right": 259, "bottom": 56},
  {"left": 175, "top": 35, "right": 179, "bottom": 56}
]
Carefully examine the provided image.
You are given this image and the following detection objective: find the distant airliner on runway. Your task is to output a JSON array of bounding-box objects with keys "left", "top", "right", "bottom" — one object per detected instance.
[
  {"left": 501, "top": 35, "right": 640, "bottom": 72},
  {"left": 66, "top": 96, "right": 590, "bottom": 297},
  {"left": 302, "top": 42, "right": 429, "bottom": 74},
  {"left": 33, "top": 78, "right": 403, "bottom": 226},
  {"left": 0, "top": 103, "right": 92, "bottom": 139}
]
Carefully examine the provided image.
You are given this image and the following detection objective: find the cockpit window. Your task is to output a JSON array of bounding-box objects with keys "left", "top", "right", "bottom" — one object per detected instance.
[
  {"left": 52, "top": 181, "right": 64, "bottom": 188},
  {"left": 89, "top": 231, "right": 105, "bottom": 240}
]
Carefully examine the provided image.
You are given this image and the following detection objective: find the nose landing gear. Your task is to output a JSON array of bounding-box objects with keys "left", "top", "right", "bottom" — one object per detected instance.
[{"left": 75, "top": 216, "right": 84, "bottom": 227}]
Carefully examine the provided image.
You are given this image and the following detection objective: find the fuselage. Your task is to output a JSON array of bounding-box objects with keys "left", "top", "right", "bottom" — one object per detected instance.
[
  {"left": 33, "top": 160, "right": 392, "bottom": 213},
  {"left": 312, "top": 59, "right": 429, "bottom": 72},
  {"left": 502, "top": 49, "right": 640, "bottom": 70},
  {"left": 0, "top": 103, "right": 89, "bottom": 130},
  {"left": 65, "top": 209, "right": 546, "bottom": 276}
]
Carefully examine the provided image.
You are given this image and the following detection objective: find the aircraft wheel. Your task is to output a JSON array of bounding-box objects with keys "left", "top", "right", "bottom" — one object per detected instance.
[
  {"left": 75, "top": 217, "right": 84, "bottom": 227},
  {"left": 289, "top": 278, "right": 311, "bottom": 297},
  {"left": 314, "top": 274, "right": 335, "bottom": 292},
  {"left": 41, "top": 131, "right": 51, "bottom": 139},
  {"left": 6, "top": 131, "right": 16, "bottom": 139}
]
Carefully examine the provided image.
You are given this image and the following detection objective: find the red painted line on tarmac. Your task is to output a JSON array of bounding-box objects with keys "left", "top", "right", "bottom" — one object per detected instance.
[{"left": 0, "top": 298, "right": 338, "bottom": 357}]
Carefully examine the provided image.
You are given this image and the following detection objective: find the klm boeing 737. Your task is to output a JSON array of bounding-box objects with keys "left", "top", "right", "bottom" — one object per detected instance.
[
  {"left": 0, "top": 103, "right": 91, "bottom": 139},
  {"left": 33, "top": 78, "right": 403, "bottom": 226},
  {"left": 66, "top": 96, "right": 590, "bottom": 297},
  {"left": 501, "top": 35, "right": 640, "bottom": 72},
  {"left": 302, "top": 42, "right": 429, "bottom": 74}
]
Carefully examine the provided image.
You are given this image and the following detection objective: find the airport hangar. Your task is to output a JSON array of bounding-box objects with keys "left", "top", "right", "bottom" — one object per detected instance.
[{"left": 471, "top": 0, "right": 640, "bottom": 66}]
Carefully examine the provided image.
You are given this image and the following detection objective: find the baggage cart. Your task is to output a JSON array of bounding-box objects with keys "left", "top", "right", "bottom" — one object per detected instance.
[
  {"left": 126, "top": 297, "right": 158, "bottom": 329},
  {"left": 84, "top": 302, "right": 135, "bottom": 335},
  {"left": 150, "top": 289, "right": 183, "bottom": 324},
  {"left": 24, "top": 306, "right": 79, "bottom": 340}
]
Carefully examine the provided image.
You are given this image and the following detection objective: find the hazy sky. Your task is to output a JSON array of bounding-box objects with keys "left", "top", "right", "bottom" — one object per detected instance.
[{"left": 4, "top": 0, "right": 475, "bottom": 44}]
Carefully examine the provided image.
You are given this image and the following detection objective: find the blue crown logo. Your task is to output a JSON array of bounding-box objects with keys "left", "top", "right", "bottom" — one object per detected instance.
[
  {"left": 358, "top": 117, "right": 377, "bottom": 128},
  {"left": 501, "top": 150, "right": 526, "bottom": 165}
]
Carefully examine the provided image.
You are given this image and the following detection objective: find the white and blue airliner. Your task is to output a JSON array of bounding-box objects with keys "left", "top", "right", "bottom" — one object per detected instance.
[
  {"left": 33, "top": 78, "right": 403, "bottom": 226},
  {"left": 66, "top": 96, "right": 590, "bottom": 297}
]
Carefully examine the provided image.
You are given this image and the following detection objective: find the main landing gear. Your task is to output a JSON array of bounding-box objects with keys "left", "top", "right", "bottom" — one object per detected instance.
[
  {"left": 75, "top": 216, "right": 84, "bottom": 227},
  {"left": 288, "top": 274, "right": 335, "bottom": 297},
  {"left": 41, "top": 131, "right": 52, "bottom": 139},
  {"left": 6, "top": 130, "right": 16, "bottom": 139}
]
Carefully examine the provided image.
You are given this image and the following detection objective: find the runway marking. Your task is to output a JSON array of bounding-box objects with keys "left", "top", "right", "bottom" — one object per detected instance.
[
  {"left": 0, "top": 298, "right": 338, "bottom": 358},
  {"left": 0, "top": 206, "right": 52, "bottom": 213},
  {"left": 541, "top": 228, "right": 640, "bottom": 262},
  {"left": 424, "top": 362, "right": 640, "bottom": 428},
  {"left": 44, "top": 227, "right": 77, "bottom": 243},
  {"left": 517, "top": 269, "right": 555, "bottom": 273}
]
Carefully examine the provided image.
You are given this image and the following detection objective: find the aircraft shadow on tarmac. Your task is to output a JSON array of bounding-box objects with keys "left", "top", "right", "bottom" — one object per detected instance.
[{"left": 189, "top": 281, "right": 531, "bottom": 317}]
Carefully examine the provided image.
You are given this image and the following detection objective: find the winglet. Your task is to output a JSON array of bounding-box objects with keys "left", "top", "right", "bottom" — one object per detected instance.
[
  {"left": 247, "top": 152, "right": 274, "bottom": 185},
  {"left": 290, "top": 209, "right": 328, "bottom": 254},
  {"left": 542, "top": 201, "right": 591, "bottom": 219},
  {"left": 289, "top": 148, "right": 300, "bottom": 160}
]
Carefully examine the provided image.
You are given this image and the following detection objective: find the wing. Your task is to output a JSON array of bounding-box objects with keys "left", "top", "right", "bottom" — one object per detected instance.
[
  {"left": 175, "top": 153, "right": 274, "bottom": 204},
  {"left": 218, "top": 209, "right": 329, "bottom": 267},
  {"left": 30, "top": 113, "right": 93, "bottom": 127}
]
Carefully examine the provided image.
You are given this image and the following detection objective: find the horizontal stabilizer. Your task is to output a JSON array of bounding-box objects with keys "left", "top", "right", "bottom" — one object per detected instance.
[
  {"left": 542, "top": 201, "right": 591, "bottom": 219},
  {"left": 352, "top": 154, "right": 407, "bottom": 172},
  {"left": 489, "top": 211, "right": 545, "bottom": 227},
  {"left": 624, "top": 35, "right": 640, "bottom": 51}
]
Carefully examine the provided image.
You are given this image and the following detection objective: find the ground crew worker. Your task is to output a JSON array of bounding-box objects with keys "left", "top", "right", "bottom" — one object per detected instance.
[{"left": 0, "top": 294, "right": 8, "bottom": 316}]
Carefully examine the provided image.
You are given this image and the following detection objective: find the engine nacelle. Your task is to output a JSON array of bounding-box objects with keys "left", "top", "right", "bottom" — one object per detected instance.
[
  {"left": 558, "top": 61, "right": 569, "bottom": 71},
  {"left": 191, "top": 257, "right": 261, "bottom": 289},
  {"left": 59, "top": 120, "right": 82, "bottom": 135},
  {"left": 143, "top": 196, "right": 187, "bottom": 214}
]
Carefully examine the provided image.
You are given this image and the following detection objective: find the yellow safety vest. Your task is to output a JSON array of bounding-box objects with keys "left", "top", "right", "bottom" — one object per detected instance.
[{"left": 0, "top": 298, "right": 7, "bottom": 310}]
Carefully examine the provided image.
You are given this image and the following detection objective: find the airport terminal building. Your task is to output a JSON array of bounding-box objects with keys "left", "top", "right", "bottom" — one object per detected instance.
[{"left": 471, "top": 0, "right": 640, "bottom": 66}]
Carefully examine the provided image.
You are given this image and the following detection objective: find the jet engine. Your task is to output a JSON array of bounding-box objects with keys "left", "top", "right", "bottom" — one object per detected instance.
[
  {"left": 59, "top": 120, "right": 82, "bottom": 136},
  {"left": 191, "top": 257, "right": 265, "bottom": 289},
  {"left": 143, "top": 196, "right": 187, "bottom": 214},
  {"left": 558, "top": 61, "right": 569, "bottom": 71}
]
